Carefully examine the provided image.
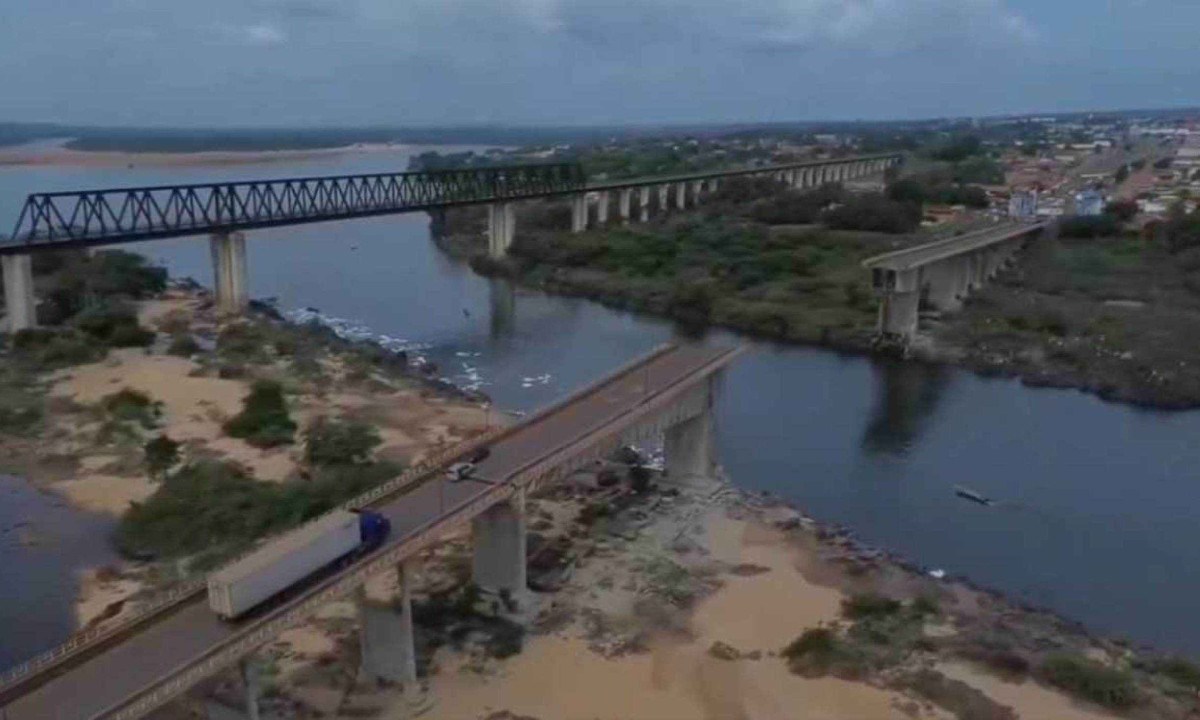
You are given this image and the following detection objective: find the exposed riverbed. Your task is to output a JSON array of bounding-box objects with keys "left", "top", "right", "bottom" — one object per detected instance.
[{"left": 3, "top": 146, "right": 1200, "bottom": 668}]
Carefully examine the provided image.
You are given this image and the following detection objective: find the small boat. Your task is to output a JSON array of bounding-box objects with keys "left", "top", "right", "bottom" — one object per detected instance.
[{"left": 954, "top": 486, "right": 992, "bottom": 506}]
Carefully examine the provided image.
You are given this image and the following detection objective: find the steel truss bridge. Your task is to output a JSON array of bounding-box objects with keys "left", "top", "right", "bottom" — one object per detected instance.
[
  {"left": 2, "top": 163, "right": 586, "bottom": 253},
  {"left": 0, "top": 153, "right": 901, "bottom": 255}
]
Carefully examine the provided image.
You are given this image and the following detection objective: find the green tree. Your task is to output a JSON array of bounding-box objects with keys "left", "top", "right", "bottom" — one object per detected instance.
[
  {"left": 304, "top": 416, "right": 382, "bottom": 466},
  {"left": 144, "top": 435, "right": 181, "bottom": 480}
]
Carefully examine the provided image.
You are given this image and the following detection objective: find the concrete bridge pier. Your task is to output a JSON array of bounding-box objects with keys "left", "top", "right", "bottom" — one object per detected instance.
[
  {"left": 488, "top": 202, "right": 515, "bottom": 258},
  {"left": 2, "top": 254, "right": 37, "bottom": 332},
  {"left": 472, "top": 488, "right": 527, "bottom": 597},
  {"left": 357, "top": 562, "right": 419, "bottom": 692},
  {"left": 210, "top": 231, "right": 248, "bottom": 316},
  {"left": 597, "top": 191, "right": 611, "bottom": 226},
  {"left": 709, "top": 178, "right": 719, "bottom": 193},
  {"left": 691, "top": 180, "right": 704, "bottom": 204},
  {"left": 570, "top": 194, "right": 588, "bottom": 233},
  {"left": 923, "top": 260, "right": 962, "bottom": 312},
  {"left": 656, "top": 184, "right": 670, "bottom": 214},
  {"left": 876, "top": 268, "right": 921, "bottom": 339},
  {"left": 638, "top": 187, "right": 651, "bottom": 222},
  {"left": 618, "top": 189, "right": 633, "bottom": 224},
  {"left": 675, "top": 182, "right": 687, "bottom": 210},
  {"left": 664, "top": 405, "right": 716, "bottom": 486}
]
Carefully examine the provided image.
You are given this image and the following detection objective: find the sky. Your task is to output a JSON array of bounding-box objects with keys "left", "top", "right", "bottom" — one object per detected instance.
[{"left": 2, "top": 0, "right": 1198, "bottom": 128}]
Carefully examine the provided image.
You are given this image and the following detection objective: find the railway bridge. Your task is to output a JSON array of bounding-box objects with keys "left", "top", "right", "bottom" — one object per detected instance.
[
  {"left": 0, "top": 153, "right": 900, "bottom": 330},
  {"left": 0, "top": 342, "right": 742, "bottom": 720}
]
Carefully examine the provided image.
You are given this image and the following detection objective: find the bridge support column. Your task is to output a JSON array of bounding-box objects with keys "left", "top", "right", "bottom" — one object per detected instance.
[
  {"left": 570, "top": 193, "right": 588, "bottom": 233},
  {"left": 488, "top": 202, "right": 515, "bottom": 258},
  {"left": 238, "top": 658, "right": 262, "bottom": 720},
  {"left": 664, "top": 406, "right": 715, "bottom": 486},
  {"left": 709, "top": 178, "right": 719, "bottom": 193},
  {"left": 638, "top": 187, "right": 651, "bottom": 222},
  {"left": 618, "top": 189, "right": 633, "bottom": 224},
  {"left": 210, "top": 232, "right": 248, "bottom": 316},
  {"left": 675, "top": 182, "right": 687, "bottom": 210},
  {"left": 877, "top": 268, "right": 920, "bottom": 340},
  {"left": 472, "top": 488, "right": 526, "bottom": 597},
  {"left": 657, "top": 184, "right": 670, "bottom": 213},
  {"left": 357, "top": 562, "right": 419, "bottom": 690},
  {"left": 691, "top": 180, "right": 704, "bottom": 204},
  {"left": 597, "top": 191, "right": 610, "bottom": 225},
  {"left": 924, "top": 261, "right": 961, "bottom": 312},
  {"left": 2, "top": 254, "right": 36, "bottom": 332}
]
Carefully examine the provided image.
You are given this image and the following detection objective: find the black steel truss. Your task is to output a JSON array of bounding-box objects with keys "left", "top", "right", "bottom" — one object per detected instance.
[{"left": 4, "top": 163, "right": 585, "bottom": 252}]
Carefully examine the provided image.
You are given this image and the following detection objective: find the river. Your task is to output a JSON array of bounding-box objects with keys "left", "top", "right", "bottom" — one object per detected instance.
[{"left": 2, "top": 144, "right": 1199, "bottom": 669}]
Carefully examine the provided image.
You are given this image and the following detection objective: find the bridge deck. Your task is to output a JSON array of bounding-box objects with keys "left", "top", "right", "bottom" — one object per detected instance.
[
  {"left": 585, "top": 152, "right": 900, "bottom": 192},
  {"left": 1, "top": 342, "right": 739, "bottom": 720},
  {"left": 861, "top": 221, "right": 1048, "bottom": 272}
]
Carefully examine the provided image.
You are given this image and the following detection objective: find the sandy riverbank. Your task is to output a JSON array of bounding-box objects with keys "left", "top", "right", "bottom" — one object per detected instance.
[{"left": 214, "top": 464, "right": 1165, "bottom": 720}]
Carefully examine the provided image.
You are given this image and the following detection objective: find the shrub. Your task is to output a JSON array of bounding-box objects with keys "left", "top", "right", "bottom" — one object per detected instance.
[
  {"left": 144, "top": 435, "right": 181, "bottom": 480},
  {"left": 910, "top": 595, "right": 940, "bottom": 616},
  {"left": 1039, "top": 654, "right": 1138, "bottom": 710},
  {"left": 116, "top": 458, "right": 401, "bottom": 561},
  {"left": 842, "top": 593, "right": 903, "bottom": 620},
  {"left": 223, "top": 380, "right": 296, "bottom": 448},
  {"left": 1059, "top": 214, "right": 1120, "bottom": 239},
  {"left": 782, "top": 628, "right": 867, "bottom": 679},
  {"left": 73, "top": 302, "right": 154, "bottom": 347},
  {"left": 216, "top": 323, "right": 270, "bottom": 363},
  {"left": 167, "top": 333, "right": 201, "bottom": 357},
  {"left": 303, "top": 416, "right": 382, "bottom": 466},
  {"left": 101, "top": 388, "right": 161, "bottom": 428},
  {"left": 823, "top": 194, "right": 921, "bottom": 234},
  {"left": 1152, "top": 657, "right": 1200, "bottom": 690}
]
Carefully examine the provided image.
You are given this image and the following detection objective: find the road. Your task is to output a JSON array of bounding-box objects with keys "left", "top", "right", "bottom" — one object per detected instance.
[
  {"left": 862, "top": 221, "right": 1044, "bottom": 272},
  {"left": 2, "top": 342, "right": 738, "bottom": 720}
]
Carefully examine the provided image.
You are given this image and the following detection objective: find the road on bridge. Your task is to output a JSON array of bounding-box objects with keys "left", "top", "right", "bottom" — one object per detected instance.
[{"left": 1, "top": 342, "right": 738, "bottom": 720}]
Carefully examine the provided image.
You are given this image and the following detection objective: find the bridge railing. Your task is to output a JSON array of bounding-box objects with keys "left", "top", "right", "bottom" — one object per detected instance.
[{"left": 5, "top": 163, "right": 585, "bottom": 248}]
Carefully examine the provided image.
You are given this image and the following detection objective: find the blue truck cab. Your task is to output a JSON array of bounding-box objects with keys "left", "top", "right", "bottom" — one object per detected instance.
[{"left": 357, "top": 510, "right": 391, "bottom": 550}]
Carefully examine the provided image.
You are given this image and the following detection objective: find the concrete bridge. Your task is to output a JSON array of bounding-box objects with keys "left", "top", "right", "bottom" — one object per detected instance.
[
  {"left": 0, "top": 342, "right": 741, "bottom": 720},
  {"left": 0, "top": 153, "right": 900, "bottom": 331},
  {"left": 862, "top": 220, "right": 1052, "bottom": 340}
]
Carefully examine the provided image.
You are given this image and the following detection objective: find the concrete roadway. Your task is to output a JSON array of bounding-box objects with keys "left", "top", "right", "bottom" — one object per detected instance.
[
  {"left": 2, "top": 342, "right": 735, "bottom": 720},
  {"left": 862, "top": 221, "right": 1045, "bottom": 273}
]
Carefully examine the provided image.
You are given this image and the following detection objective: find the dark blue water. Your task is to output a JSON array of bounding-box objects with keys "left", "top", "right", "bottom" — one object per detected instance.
[
  {"left": 0, "top": 476, "right": 118, "bottom": 668},
  {"left": 3, "top": 145, "right": 1200, "bottom": 666}
]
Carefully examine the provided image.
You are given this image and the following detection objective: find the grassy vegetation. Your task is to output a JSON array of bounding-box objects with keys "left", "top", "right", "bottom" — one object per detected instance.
[
  {"left": 1038, "top": 654, "right": 1139, "bottom": 710},
  {"left": 304, "top": 416, "right": 381, "bottom": 466},
  {"left": 480, "top": 215, "right": 890, "bottom": 347},
  {"left": 223, "top": 380, "right": 297, "bottom": 448},
  {"left": 783, "top": 594, "right": 940, "bottom": 681},
  {"left": 115, "top": 458, "right": 401, "bottom": 567},
  {"left": 100, "top": 388, "right": 162, "bottom": 429},
  {"left": 938, "top": 231, "right": 1200, "bottom": 407}
]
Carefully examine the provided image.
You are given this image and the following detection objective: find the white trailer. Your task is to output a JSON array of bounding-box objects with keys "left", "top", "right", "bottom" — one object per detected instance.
[{"left": 207, "top": 509, "right": 361, "bottom": 619}]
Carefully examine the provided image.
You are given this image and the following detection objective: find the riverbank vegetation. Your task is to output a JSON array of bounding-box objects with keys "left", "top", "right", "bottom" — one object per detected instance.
[
  {"left": 440, "top": 177, "right": 945, "bottom": 348},
  {"left": 931, "top": 208, "right": 1200, "bottom": 407}
]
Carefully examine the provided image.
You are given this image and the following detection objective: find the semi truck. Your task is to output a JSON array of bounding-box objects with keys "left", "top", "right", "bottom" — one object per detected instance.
[{"left": 207, "top": 509, "right": 391, "bottom": 620}]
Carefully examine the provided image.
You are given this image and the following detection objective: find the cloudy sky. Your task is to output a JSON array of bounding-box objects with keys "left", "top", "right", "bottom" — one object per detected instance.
[{"left": 2, "top": 0, "right": 1196, "bottom": 127}]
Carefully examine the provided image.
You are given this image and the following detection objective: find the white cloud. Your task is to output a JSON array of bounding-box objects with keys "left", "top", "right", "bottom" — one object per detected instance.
[
  {"left": 485, "top": 0, "right": 1035, "bottom": 55},
  {"left": 222, "top": 23, "right": 287, "bottom": 46}
]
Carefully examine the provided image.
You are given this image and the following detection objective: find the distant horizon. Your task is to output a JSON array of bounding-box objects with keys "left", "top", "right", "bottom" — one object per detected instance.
[{"left": 5, "top": 102, "right": 1200, "bottom": 136}]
